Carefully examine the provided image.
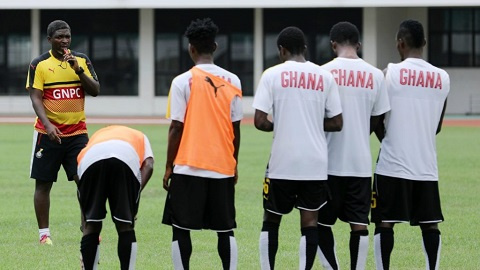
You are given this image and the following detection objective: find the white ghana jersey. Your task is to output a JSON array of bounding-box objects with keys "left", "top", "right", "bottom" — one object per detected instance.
[
  {"left": 376, "top": 58, "right": 450, "bottom": 181},
  {"left": 167, "top": 64, "right": 243, "bottom": 179},
  {"left": 253, "top": 60, "right": 342, "bottom": 180},
  {"left": 322, "top": 57, "right": 390, "bottom": 177}
]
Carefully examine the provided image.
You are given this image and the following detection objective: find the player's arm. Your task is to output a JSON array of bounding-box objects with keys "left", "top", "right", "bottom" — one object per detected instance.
[
  {"left": 324, "top": 113, "right": 343, "bottom": 132},
  {"left": 140, "top": 157, "right": 154, "bottom": 191},
  {"left": 64, "top": 51, "right": 100, "bottom": 97},
  {"left": 374, "top": 114, "right": 386, "bottom": 141},
  {"left": 436, "top": 99, "right": 448, "bottom": 135},
  {"left": 370, "top": 115, "right": 383, "bottom": 134},
  {"left": 163, "top": 120, "right": 184, "bottom": 191},
  {"left": 254, "top": 109, "right": 273, "bottom": 132},
  {"left": 28, "top": 87, "right": 62, "bottom": 144},
  {"left": 232, "top": 120, "right": 241, "bottom": 184},
  {"left": 77, "top": 69, "right": 100, "bottom": 97}
]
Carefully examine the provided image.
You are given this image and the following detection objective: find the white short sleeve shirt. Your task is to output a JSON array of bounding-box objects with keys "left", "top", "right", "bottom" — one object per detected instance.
[
  {"left": 322, "top": 57, "right": 390, "bottom": 177},
  {"left": 375, "top": 58, "right": 450, "bottom": 181},
  {"left": 253, "top": 60, "right": 342, "bottom": 180}
]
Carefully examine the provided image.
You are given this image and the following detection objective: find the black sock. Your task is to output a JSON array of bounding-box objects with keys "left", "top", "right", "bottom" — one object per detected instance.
[
  {"left": 374, "top": 227, "right": 394, "bottom": 270},
  {"left": 260, "top": 221, "right": 280, "bottom": 270},
  {"left": 217, "top": 231, "right": 236, "bottom": 270},
  {"left": 118, "top": 230, "right": 137, "bottom": 270},
  {"left": 350, "top": 230, "right": 369, "bottom": 270},
  {"left": 301, "top": 226, "right": 318, "bottom": 270},
  {"left": 317, "top": 225, "right": 338, "bottom": 270},
  {"left": 80, "top": 233, "right": 100, "bottom": 270},
  {"left": 422, "top": 229, "right": 441, "bottom": 270},
  {"left": 172, "top": 227, "right": 192, "bottom": 270}
]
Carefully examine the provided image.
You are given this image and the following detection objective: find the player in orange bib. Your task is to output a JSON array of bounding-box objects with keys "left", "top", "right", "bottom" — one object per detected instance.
[
  {"left": 77, "top": 125, "right": 154, "bottom": 269},
  {"left": 162, "top": 18, "right": 242, "bottom": 270}
]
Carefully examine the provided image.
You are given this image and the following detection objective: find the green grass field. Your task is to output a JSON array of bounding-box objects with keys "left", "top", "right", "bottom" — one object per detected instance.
[{"left": 0, "top": 123, "right": 479, "bottom": 269}]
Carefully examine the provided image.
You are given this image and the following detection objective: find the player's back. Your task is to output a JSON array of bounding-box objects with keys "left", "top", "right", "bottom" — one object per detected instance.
[
  {"left": 376, "top": 58, "right": 450, "bottom": 180},
  {"left": 255, "top": 60, "right": 341, "bottom": 180},
  {"left": 322, "top": 57, "right": 390, "bottom": 177},
  {"left": 268, "top": 61, "right": 334, "bottom": 132}
]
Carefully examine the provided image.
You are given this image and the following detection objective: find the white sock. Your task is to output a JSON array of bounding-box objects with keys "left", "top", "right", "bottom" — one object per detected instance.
[
  {"left": 355, "top": 235, "right": 369, "bottom": 270},
  {"left": 229, "top": 236, "right": 238, "bottom": 270},
  {"left": 316, "top": 241, "right": 338, "bottom": 270},
  {"left": 259, "top": 231, "right": 271, "bottom": 270},
  {"left": 422, "top": 235, "right": 441, "bottom": 270},
  {"left": 299, "top": 235, "right": 307, "bottom": 270},
  {"left": 128, "top": 242, "right": 137, "bottom": 270},
  {"left": 374, "top": 233, "right": 383, "bottom": 270},
  {"left": 172, "top": 240, "right": 184, "bottom": 270},
  {"left": 39, "top": 228, "right": 50, "bottom": 240},
  {"left": 93, "top": 244, "right": 100, "bottom": 270}
]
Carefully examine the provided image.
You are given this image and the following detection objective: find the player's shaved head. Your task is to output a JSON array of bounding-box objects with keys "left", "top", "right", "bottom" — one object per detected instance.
[
  {"left": 185, "top": 18, "right": 219, "bottom": 55},
  {"left": 330, "top": 21, "right": 360, "bottom": 45},
  {"left": 277, "top": 26, "right": 306, "bottom": 55},
  {"left": 397, "top": 19, "right": 425, "bottom": 49},
  {"left": 47, "top": 20, "right": 70, "bottom": 37}
]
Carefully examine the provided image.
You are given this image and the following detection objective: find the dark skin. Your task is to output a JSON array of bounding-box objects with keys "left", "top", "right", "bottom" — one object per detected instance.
[
  {"left": 29, "top": 27, "right": 100, "bottom": 231},
  {"left": 256, "top": 45, "right": 342, "bottom": 228},
  {"left": 376, "top": 33, "right": 444, "bottom": 232},
  {"left": 163, "top": 42, "right": 241, "bottom": 190}
]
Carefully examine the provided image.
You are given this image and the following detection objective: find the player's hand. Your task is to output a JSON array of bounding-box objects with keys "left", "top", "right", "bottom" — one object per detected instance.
[
  {"left": 63, "top": 49, "right": 79, "bottom": 70},
  {"left": 163, "top": 166, "right": 173, "bottom": 191},
  {"left": 45, "top": 123, "right": 62, "bottom": 144}
]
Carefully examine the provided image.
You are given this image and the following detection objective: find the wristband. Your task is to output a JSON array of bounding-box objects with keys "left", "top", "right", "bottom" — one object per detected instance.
[{"left": 75, "top": 67, "right": 84, "bottom": 75}]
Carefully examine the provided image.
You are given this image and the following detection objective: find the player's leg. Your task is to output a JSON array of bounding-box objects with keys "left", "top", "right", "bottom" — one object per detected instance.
[
  {"left": 81, "top": 221, "right": 102, "bottom": 270},
  {"left": 346, "top": 177, "right": 372, "bottom": 270},
  {"left": 260, "top": 211, "right": 282, "bottom": 270},
  {"left": 30, "top": 131, "right": 62, "bottom": 244},
  {"left": 298, "top": 180, "right": 329, "bottom": 270},
  {"left": 260, "top": 178, "right": 295, "bottom": 270},
  {"left": 207, "top": 177, "right": 237, "bottom": 270},
  {"left": 317, "top": 225, "right": 338, "bottom": 270},
  {"left": 299, "top": 209, "right": 319, "bottom": 270},
  {"left": 172, "top": 227, "right": 192, "bottom": 270},
  {"left": 77, "top": 159, "right": 109, "bottom": 269},
  {"left": 115, "top": 223, "right": 137, "bottom": 270},
  {"left": 34, "top": 180, "right": 53, "bottom": 242},
  {"left": 317, "top": 176, "right": 342, "bottom": 270},
  {"left": 371, "top": 175, "right": 410, "bottom": 270},
  {"left": 217, "top": 230, "right": 237, "bottom": 270},
  {"left": 106, "top": 158, "right": 142, "bottom": 270},
  {"left": 162, "top": 174, "right": 208, "bottom": 270},
  {"left": 420, "top": 223, "right": 441, "bottom": 270},
  {"left": 350, "top": 224, "right": 369, "bottom": 270},
  {"left": 412, "top": 181, "right": 444, "bottom": 270},
  {"left": 373, "top": 223, "right": 394, "bottom": 270}
]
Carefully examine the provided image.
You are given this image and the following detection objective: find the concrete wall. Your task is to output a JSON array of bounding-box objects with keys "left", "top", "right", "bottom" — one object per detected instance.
[
  {"left": 444, "top": 68, "right": 480, "bottom": 114},
  {"left": 1, "top": 7, "right": 478, "bottom": 117},
  {"left": 363, "top": 7, "right": 478, "bottom": 115},
  {"left": 363, "top": 7, "right": 428, "bottom": 70}
]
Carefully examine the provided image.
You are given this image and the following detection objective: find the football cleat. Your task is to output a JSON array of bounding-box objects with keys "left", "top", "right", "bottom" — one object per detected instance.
[{"left": 40, "top": 234, "right": 53, "bottom": 245}]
